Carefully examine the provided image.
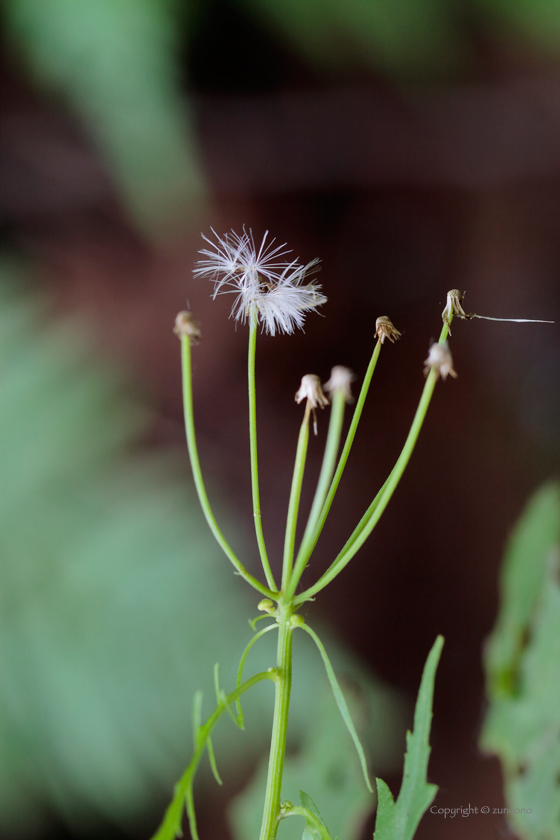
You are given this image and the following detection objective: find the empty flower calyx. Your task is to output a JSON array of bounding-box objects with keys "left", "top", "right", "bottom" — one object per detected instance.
[
  {"left": 442, "top": 288, "right": 553, "bottom": 331},
  {"left": 323, "top": 366, "right": 355, "bottom": 403},
  {"left": 424, "top": 341, "right": 457, "bottom": 381},
  {"left": 375, "top": 316, "right": 402, "bottom": 344},
  {"left": 295, "top": 374, "right": 329, "bottom": 435},
  {"left": 174, "top": 311, "right": 201, "bottom": 344}
]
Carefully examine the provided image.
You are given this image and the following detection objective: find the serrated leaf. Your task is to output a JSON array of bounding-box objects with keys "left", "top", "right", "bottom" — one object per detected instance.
[
  {"left": 481, "top": 483, "right": 560, "bottom": 840},
  {"left": 373, "top": 635, "right": 443, "bottom": 840}
]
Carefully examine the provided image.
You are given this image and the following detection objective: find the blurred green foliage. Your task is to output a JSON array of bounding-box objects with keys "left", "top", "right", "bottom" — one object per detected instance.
[
  {"left": 2, "top": 0, "right": 206, "bottom": 233},
  {"left": 0, "top": 261, "right": 404, "bottom": 837},
  {"left": 238, "top": 0, "right": 465, "bottom": 79},
  {"left": 5, "top": 0, "right": 560, "bottom": 235},
  {"left": 481, "top": 483, "right": 560, "bottom": 840}
]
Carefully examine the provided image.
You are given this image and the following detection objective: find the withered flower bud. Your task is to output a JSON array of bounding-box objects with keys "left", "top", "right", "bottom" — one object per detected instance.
[
  {"left": 174, "top": 311, "right": 201, "bottom": 345},
  {"left": 442, "top": 290, "right": 473, "bottom": 333},
  {"left": 375, "top": 316, "right": 402, "bottom": 344},
  {"left": 323, "top": 366, "right": 355, "bottom": 403},
  {"left": 424, "top": 341, "right": 457, "bottom": 381},
  {"left": 295, "top": 374, "right": 329, "bottom": 435},
  {"left": 295, "top": 374, "right": 329, "bottom": 410}
]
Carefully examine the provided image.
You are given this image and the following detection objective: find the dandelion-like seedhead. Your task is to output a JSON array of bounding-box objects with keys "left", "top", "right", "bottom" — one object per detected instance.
[{"left": 194, "top": 229, "right": 326, "bottom": 335}]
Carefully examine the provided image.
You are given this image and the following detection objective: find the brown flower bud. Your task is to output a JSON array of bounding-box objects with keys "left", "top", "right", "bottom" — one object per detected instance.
[
  {"left": 174, "top": 311, "right": 201, "bottom": 345},
  {"left": 375, "top": 316, "right": 402, "bottom": 344}
]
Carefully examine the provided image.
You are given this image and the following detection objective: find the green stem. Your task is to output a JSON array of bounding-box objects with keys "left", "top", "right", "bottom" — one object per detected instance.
[
  {"left": 258, "top": 603, "right": 294, "bottom": 840},
  {"left": 180, "top": 335, "right": 275, "bottom": 599},
  {"left": 286, "top": 389, "right": 346, "bottom": 599},
  {"left": 286, "top": 341, "right": 382, "bottom": 601},
  {"left": 282, "top": 403, "right": 311, "bottom": 592},
  {"left": 248, "top": 318, "right": 278, "bottom": 592},
  {"left": 295, "top": 322, "right": 450, "bottom": 603}
]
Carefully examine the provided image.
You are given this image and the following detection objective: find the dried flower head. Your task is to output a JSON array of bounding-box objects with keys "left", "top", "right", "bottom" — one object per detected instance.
[
  {"left": 173, "top": 311, "right": 201, "bottom": 345},
  {"left": 423, "top": 341, "right": 457, "bottom": 381},
  {"left": 323, "top": 366, "right": 355, "bottom": 403},
  {"left": 375, "top": 316, "right": 402, "bottom": 344},
  {"left": 295, "top": 374, "right": 329, "bottom": 435},
  {"left": 194, "top": 229, "right": 326, "bottom": 336},
  {"left": 295, "top": 375, "right": 329, "bottom": 409},
  {"left": 441, "top": 288, "right": 554, "bottom": 330}
]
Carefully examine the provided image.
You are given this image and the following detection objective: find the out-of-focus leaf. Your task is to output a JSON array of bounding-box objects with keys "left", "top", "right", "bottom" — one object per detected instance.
[
  {"left": 373, "top": 636, "right": 442, "bottom": 840},
  {"left": 229, "top": 655, "right": 404, "bottom": 840},
  {"left": 237, "top": 0, "right": 466, "bottom": 79},
  {"left": 477, "top": 0, "right": 560, "bottom": 58},
  {"left": 3, "top": 0, "right": 206, "bottom": 233},
  {"left": 481, "top": 483, "right": 560, "bottom": 840}
]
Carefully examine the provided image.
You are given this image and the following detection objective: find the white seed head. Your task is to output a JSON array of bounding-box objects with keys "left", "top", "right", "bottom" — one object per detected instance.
[
  {"left": 295, "top": 374, "right": 329, "bottom": 409},
  {"left": 424, "top": 341, "right": 457, "bottom": 381},
  {"left": 375, "top": 316, "right": 402, "bottom": 344},
  {"left": 173, "top": 311, "right": 201, "bottom": 344},
  {"left": 323, "top": 366, "right": 355, "bottom": 403},
  {"left": 194, "top": 229, "right": 326, "bottom": 335}
]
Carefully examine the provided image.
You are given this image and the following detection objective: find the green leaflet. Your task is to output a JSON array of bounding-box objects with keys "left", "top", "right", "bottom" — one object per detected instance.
[
  {"left": 373, "top": 635, "right": 443, "bottom": 840},
  {"left": 299, "top": 624, "right": 373, "bottom": 793},
  {"left": 299, "top": 791, "right": 332, "bottom": 840},
  {"left": 152, "top": 672, "right": 277, "bottom": 840},
  {"left": 480, "top": 483, "right": 560, "bottom": 840}
]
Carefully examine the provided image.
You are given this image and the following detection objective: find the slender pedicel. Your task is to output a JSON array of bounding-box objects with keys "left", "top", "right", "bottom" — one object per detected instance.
[{"left": 178, "top": 323, "right": 275, "bottom": 599}]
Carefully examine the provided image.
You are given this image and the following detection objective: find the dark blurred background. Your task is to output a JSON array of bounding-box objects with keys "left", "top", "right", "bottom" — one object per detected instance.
[{"left": 2, "top": 1, "right": 560, "bottom": 839}]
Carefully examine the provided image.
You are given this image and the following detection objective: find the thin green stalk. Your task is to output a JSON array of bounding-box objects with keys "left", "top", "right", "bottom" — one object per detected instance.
[
  {"left": 302, "top": 472, "right": 393, "bottom": 599},
  {"left": 295, "top": 322, "right": 450, "bottom": 603},
  {"left": 282, "top": 403, "right": 311, "bottom": 592},
  {"left": 248, "top": 318, "right": 278, "bottom": 592},
  {"left": 181, "top": 335, "right": 275, "bottom": 599},
  {"left": 259, "top": 603, "right": 294, "bottom": 840},
  {"left": 287, "top": 341, "right": 382, "bottom": 601},
  {"left": 286, "top": 389, "right": 346, "bottom": 600}
]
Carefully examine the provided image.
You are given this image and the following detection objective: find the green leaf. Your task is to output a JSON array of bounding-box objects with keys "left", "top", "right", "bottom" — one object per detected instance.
[
  {"left": 480, "top": 483, "right": 560, "bottom": 840},
  {"left": 299, "top": 624, "right": 373, "bottom": 792},
  {"left": 373, "top": 635, "right": 443, "bottom": 840},
  {"left": 298, "top": 791, "right": 332, "bottom": 839}
]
